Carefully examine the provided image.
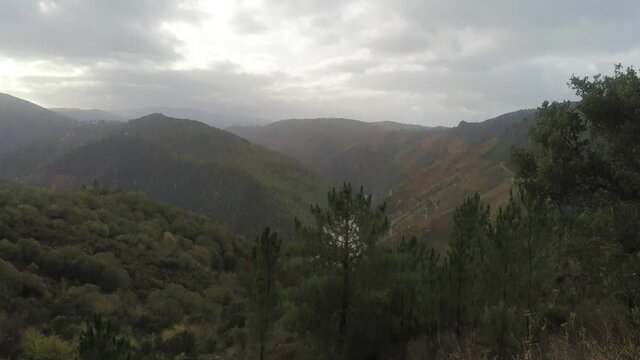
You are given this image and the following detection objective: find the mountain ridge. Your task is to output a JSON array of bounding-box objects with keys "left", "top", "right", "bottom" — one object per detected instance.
[
  {"left": 50, "top": 107, "right": 126, "bottom": 122},
  {"left": 0, "top": 92, "right": 78, "bottom": 154},
  {"left": 228, "top": 109, "right": 537, "bottom": 246},
  {"left": 24, "top": 113, "right": 328, "bottom": 238}
]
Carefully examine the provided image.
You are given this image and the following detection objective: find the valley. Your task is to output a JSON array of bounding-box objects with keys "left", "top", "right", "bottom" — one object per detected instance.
[{"left": 0, "top": 92, "right": 534, "bottom": 245}]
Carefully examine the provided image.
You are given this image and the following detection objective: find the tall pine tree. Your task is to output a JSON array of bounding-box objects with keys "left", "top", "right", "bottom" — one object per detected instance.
[
  {"left": 248, "top": 227, "right": 282, "bottom": 360},
  {"left": 294, "top": 183, "right": 388, "bottom": 357}
]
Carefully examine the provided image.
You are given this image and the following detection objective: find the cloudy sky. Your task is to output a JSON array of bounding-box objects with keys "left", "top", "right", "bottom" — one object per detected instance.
[{"left": 1, "top": 0, "right": 639, "bottom": 126}]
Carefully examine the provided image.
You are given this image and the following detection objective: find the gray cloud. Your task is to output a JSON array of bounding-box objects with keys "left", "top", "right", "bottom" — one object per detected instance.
[
  {"left": 15, "top": 60, "right": 283, "bottom": 117},
  {"left": 1, "top": 0, "right": 639, "bottom": 126},
  {"left": 0, "top": 0, "right": 198, "bottom": 61}
]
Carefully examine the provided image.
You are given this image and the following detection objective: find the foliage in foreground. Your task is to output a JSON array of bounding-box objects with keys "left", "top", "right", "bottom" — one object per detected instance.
[{"left": 0, "top": 186, "right": 248, "bottom": 359}]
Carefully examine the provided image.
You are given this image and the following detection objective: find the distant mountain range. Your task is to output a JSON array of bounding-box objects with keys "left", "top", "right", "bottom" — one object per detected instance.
[
  {"left": 50, "top": 106, "right": 267, "bottom": 128},
  {"left": 116, "top": 106, "right": 266, "bottom": 129},
  {"left": 0, "top": 93, "right": 123, "bottom": 178},
  {"left": 228, "top": 118, "right": 437, "bottom": 195},
  {"left": 0, "top": 94, "right": 327, "bottom": 238},
  {"left": 1, "top": 91, "right": 537, "bottom": 245},
  {"left": 0, "top": 93, "right": 76, "bottom": 154},
  {"left": 228, "top": 110, "right": 536, "bottom": 247},
  {"left": 50, "top": 108, "right": 126, "bottom": 122}
]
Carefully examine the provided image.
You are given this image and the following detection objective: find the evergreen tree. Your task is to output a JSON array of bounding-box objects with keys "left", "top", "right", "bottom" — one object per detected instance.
[
  {"left": 294, "top": 183, "right": 388, "bottom": 357},
  {"left": 446, "top": 193, "right": 491, "bottom": 337},
  {"left": 388, "top": 236, "right": 442, "bottom": 358},
  {"left": 512, "top": 64, "right": 640, "bottom": 310},
  {"left": 77, "top": 315, "right": 133, "bottom": 360},
  {"left": 248, "top": 227, "right": 282, "bottom": 360}
]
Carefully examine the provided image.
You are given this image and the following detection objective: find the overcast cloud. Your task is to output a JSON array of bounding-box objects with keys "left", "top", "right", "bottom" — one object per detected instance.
[{"left": 1, "top": 0, "right": 639, "bottom": 126}]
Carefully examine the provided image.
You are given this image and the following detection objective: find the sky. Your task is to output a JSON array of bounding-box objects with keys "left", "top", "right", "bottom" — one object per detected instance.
[{"left": 1, "top": 0, "right": 639, "bottom": 126}]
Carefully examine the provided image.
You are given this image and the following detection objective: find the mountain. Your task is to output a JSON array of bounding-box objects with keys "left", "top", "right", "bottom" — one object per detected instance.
[
  {"left": 0, "top": 91, "right": 536, "bottom": 246},
  {"left": 28, "top": 114, "right": 328, "bottom": 238},
  {"left": 0, "top": 94, "right": 123, "bottom": 179},
  {"left": 228, "top": 118, "right": 436, "bottom": 195},
  {"left": 229, "top": 110, "right": 537, "bottom": 247},
  {"left": 50, "top": 108, "right": 126, "bottom": 122},
  {"left": 386, "top": 110, "right": 536, "bottom": 249},
  {"left": 0, "top": 93, "right": 77, "bottom": 154},
  {"left": 118, "top": 106, "right": 264, "bottom": 129}
]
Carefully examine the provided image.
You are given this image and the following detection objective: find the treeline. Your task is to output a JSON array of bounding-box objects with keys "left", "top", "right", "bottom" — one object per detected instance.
[{"left": 244, "top": 186, "right": 556, "bottom": 359}]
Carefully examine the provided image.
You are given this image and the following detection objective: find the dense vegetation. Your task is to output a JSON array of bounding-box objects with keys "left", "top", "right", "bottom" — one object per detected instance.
[{"left": 0, "top": 185, "right": 248, "bottom": 359}]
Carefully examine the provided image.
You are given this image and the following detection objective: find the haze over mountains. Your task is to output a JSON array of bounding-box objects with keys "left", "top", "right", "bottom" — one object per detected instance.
[
  {"left": 0, "top": 93, "right": 75, "bottom": 153},
  {"left": 50, "top": 105, "right": 265, "bottom": 129},
  {"left": 50, "top": 108, "right": 126, "bottom": 122},
  {"left": 228, "top": 110, "right": 535, "bottom": 245},
  {"left": 0, "top": 91, "right": 534, "bottom": 244},
  {"left": 117, "top": 107, "right": 265, "bottom": 129},
  {"left": 0, "top": 93, "right": 327, "bottom": 238}
]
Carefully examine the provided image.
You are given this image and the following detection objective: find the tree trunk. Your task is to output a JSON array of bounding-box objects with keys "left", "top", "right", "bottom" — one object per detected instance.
[{"left": 339, "top": 260, "right": 349, "bottom": 343}]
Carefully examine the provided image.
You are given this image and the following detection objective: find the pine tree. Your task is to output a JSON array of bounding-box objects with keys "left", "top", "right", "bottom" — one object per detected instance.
[
  {"left": 248, "top": 227, "right": 282, "bottom": 360},
  {"left": 446, "top": 193, "right": 491, "bottom": 337},
  {"left": 294, "top": 182, "right": 388, "bottom": 356},
  {"left": 77, "top": 315, "right": 133, "bottom": 360}
]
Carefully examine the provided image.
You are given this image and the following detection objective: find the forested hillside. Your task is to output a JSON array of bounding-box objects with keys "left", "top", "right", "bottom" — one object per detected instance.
[
  {"left": 387, "top": 109, "right": 535, "bottom": 248},
  {"left": 28, "top": 114, "right": 328, "bottom": 238},
  {"left": 0, "top": 93, "right": 123, "bottom": 179},
  {"left": 228, "top": 118, "right": 435, "bottom": 196},
  {"left": 0, "top": 93, "right": 77, "bottom": 155},
  {"left": 230, "top": 110, "right": 536, "bottom": 246},
  {"left": 0, "top": 185, "right": 248, "bottom": 359}
]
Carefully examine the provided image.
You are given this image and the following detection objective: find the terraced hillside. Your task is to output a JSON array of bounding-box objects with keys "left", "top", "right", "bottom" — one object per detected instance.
[
  {"left": 386, "top": 110, "right": 534, "bottom": 250},
  {"left": 230, "top": 110, "right": 536, "bottom": 247}
]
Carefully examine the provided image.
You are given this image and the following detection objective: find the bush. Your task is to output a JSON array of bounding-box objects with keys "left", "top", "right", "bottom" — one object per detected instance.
[
  {"left": 20, "top": 329, "right": 76, "bottom": 360},
  {"left": 0, "top": 259, "right": 46, "bottom": 298},
  {"left": 160, "top": 324, "right": 196, "bottom": 357},
  {"left": 0, "top": 239, "right": 21, "bottom": 262},
  {"left": 17, "top": 238, "right": 44, "bottom": 264}
]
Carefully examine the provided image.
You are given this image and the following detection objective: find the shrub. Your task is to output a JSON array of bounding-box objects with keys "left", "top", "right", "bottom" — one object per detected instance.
[{"left": 20, "top": 328, "right": 76, "bottom": 360}]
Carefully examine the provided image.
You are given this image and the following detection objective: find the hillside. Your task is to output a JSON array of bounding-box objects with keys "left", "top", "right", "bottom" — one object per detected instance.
[
  {"left": 0, "top": 91, "right": 535, "bottom": 246},
  {"left": 0, "top": 93, "right": 77, "bottom": 154},
  {"left": 387, "top": 110, "right": 535, "bottom": 249},
  {"left": 0, "top": 185, "right": 247, "bottom": 358},
  {"left": 29, "top": 114, "right": 328, "bottom": 238},
  {"left": 228, "top": 118, "right": 435, "bottom": 195},
  {"left": 0, "top": 123, "right": 123, "bottom": 181},
  {"left": 0, "top": 93, "right": 123, "bottom": 179},
  {"left": 230, "top": 110, "right": 536, "bottom": 247}
]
